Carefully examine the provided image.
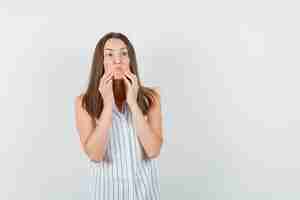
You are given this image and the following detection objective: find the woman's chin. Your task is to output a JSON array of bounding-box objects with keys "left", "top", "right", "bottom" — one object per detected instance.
[{"left": 113, "top": 75, "right": 124, "bottom": 80}]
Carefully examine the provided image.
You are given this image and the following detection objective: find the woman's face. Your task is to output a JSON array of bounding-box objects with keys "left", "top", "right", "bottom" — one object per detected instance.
[{"left": 103, "top": 38, "right": 130, "bottom": 80}]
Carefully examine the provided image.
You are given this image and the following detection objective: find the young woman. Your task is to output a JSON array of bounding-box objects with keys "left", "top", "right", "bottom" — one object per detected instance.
[{"left": 74, "top": 32, "right": 164, "bottom": 200}]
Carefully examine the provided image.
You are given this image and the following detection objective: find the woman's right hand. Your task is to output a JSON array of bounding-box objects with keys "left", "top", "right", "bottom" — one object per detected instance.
[{"left": 98, "top": 72, "right": 114, "bottom": 106}]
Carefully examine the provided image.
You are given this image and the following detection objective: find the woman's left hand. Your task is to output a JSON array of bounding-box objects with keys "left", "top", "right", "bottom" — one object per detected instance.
[{"left": 122, "top": 71, "right": 139, "bottom": 108}]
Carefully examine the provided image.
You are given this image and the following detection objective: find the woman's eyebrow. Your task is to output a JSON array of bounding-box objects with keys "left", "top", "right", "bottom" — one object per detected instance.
[{"left": 104, "top": 47, "right": 127, "bottom": 51}]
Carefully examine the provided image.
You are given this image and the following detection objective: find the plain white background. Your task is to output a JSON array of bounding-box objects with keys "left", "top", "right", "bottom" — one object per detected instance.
[{"left": 1, "top": 1, "right": 300, "bottom": 199}]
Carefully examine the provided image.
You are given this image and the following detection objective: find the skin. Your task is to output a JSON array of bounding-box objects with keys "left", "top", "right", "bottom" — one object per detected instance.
[
  {"left": 75, "top": 38, "right": 163, "bottom": 161},
  {"left": 103, "top": 38, "right": 130, "bottom": 111}
]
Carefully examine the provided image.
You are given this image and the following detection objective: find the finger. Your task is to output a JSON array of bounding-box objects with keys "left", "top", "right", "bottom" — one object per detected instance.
[
  {"left": 104, "top": 71, "right": 113, "bottom": 80},
  {"left": 125, "top": 71, "right": 137, "bottom": 84},
  {"left": 122, "top": 75, "right": 131, "bottom": 88},
  {"left": 101, "top": 71, "right": 112, "bottom": 80},
  {"left": 100, "top": 72, "right": 113, "bottom": 86},
  {"left": 126, "top": 70, "right": 136, "bottom": 78},
  {"left": 100, "top": 81, "right": 111, "bottom": 96},
  {"left": 104, "top": 73, "right": 113, "bottom": 84},
  {"left": 124, "top": 73, "right": 133, "bottom": 84}
]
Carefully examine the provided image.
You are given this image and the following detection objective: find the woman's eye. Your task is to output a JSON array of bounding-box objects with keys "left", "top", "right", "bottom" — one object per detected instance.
[
  {"left": 122, "top": 52, "right": 128, "bottom": 56},
  {"left": 105, "top": 53, "right": 113, "bottom": 57}
]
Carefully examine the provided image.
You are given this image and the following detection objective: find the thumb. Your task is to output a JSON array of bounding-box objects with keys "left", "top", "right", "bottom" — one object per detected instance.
[{"left": 122, "top": 75, "right": 131, "bottom": 88}]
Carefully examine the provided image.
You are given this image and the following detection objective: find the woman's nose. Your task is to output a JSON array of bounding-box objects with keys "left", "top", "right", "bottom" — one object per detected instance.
[{"left": 113, "top": 55, "right": 121, "bottom": 64}]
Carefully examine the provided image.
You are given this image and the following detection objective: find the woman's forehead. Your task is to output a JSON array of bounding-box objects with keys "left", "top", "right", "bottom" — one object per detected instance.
[{"left": 104, "top": 38, "right": 127, "bottom": 50}]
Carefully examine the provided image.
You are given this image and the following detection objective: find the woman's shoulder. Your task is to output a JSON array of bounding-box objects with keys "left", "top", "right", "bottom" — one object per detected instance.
[
  {"left": 75, "top": 93, "right": 85, "bottom": 101},
  {"left": 147, "top": 86, "right": 160, "bottom": 97},
  {"left": 74, "top": 93, "right": 86, "bottom": 110},
  {"left": 148, "top": 86, "right": 161, "bottom": 102},
  {"left": 146, "top": 86, "right": 162, "bottom": 113},
  {"left": 150, "top": 86, "right": 160, "bottom": 93}
]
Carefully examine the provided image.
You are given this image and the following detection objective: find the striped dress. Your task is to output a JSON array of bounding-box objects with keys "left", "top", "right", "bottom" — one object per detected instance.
[{"left": 87, "top": 98, "right": 161, "bottom": 200}]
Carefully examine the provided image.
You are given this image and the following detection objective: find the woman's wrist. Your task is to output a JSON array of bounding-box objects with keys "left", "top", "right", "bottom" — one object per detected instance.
[{"left": 96, "top": 103, "right": 113, "bottom": 126}]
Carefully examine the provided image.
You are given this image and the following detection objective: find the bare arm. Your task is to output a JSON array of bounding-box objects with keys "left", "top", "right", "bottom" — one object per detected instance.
[
  {"left": 129, "top": 87, "right": 164, "bottom": 159},
  {"left": 74, "top": 95, "right": 113, "bottom": 162}
]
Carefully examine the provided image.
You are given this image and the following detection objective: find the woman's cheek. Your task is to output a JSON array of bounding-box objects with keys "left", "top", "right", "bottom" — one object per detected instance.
[{"left": 124, "top": 65, "right": 130, "bottom": 72}]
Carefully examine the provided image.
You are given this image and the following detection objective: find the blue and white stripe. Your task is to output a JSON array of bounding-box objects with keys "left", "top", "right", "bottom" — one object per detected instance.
[{"left": 87, "top": 99, "right": 161, "bottom": 200}]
